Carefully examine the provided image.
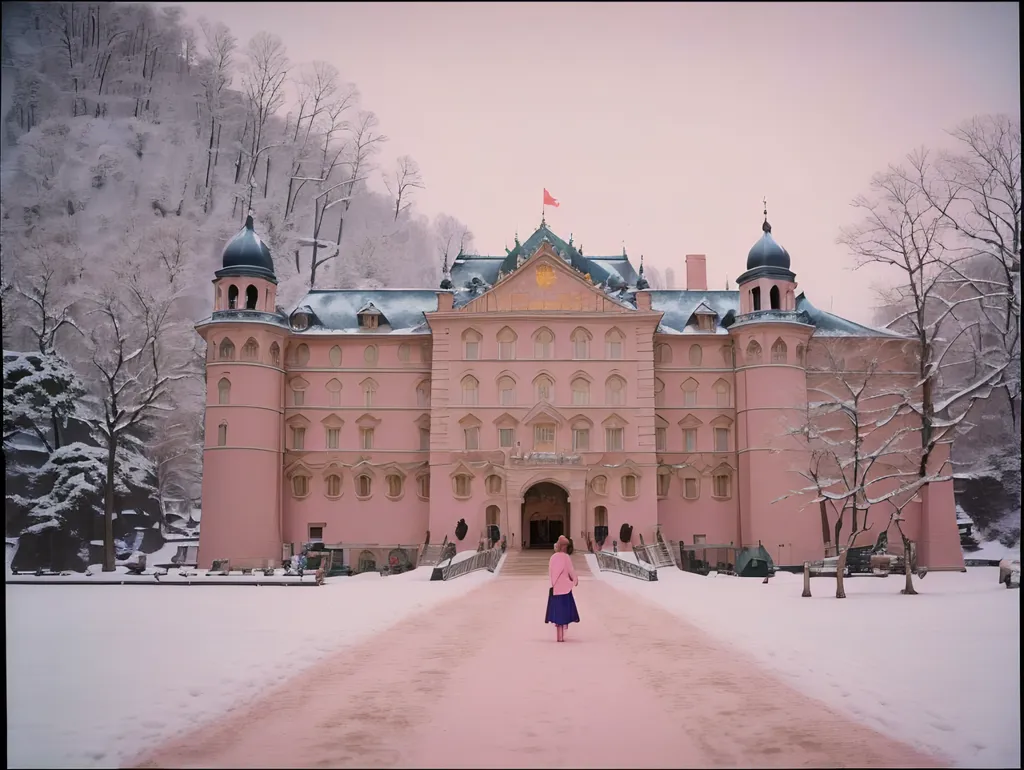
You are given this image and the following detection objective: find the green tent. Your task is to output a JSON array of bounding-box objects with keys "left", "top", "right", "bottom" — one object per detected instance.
[{"left": 736, "top": 544, "right": 775, "bottom": 577}]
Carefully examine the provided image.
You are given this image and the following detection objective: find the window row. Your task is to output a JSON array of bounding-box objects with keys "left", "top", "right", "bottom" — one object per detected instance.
[
  {"left": 219, "top": 283, "right": 269, "bottom": 312},
  {"left": 291, "top": 471, "right": 429, "bottom": 501},
  {"left": 461, "top": 326, "right": 625, "bottom": 361},
  {"left": 655, "top": 471, "right": 733, "bottom": 500},
  {"left": 216, "top": 377, "right": 432, "bottom": 408},
  {"left": 460, "top": 373, "right": 631, "bottom": 406},
  {"left": 463, "top": 422, "right": 635, "bottom": 452},
  {"left": 657, "top": 424, "right": 732, "bottom": 453},
  {"left": 743, "top": 338, "right": 805, "bottom": 366},
  {"left": 210, "top": 340, "right": 432, "bottom": 368}
]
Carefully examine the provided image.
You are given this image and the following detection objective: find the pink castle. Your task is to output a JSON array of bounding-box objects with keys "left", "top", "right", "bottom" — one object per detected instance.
[{"left": 196, "top": 213, "right": 964, "bottom": 573}]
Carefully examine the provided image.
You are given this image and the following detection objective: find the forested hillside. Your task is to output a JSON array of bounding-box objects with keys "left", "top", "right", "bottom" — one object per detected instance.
[{"left": 1, "top": 1, "right": 472, "bottom": 570}]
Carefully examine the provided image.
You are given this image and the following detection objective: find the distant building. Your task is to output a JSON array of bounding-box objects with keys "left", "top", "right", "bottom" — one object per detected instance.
[{"left": 196, "top": 214, "right": 963, "bottom": 572}]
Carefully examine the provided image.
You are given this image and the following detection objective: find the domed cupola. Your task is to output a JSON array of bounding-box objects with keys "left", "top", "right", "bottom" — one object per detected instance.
[
  {"left": 746, "top": 217, "right": 791, "bottom": 271},
  {"left": 217, "top": 214, "right": 276, "bottom": 282}
]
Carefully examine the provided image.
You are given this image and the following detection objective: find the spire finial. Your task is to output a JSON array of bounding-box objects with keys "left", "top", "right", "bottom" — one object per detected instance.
[
  {"left": 514, "top": 228, "right": 520, "bottom": 246},
  {"left": 440, "top": 250, "right": 453, "bottom": 290},
  {"left": 639, "top": 253, "right": 645, "bottom": 275},
  {"left": 636, "top": 254, "right": 649, "bottom": 290},
  {"left": 762, "top": 197, "right": 771, "bottom": 233},
  {"left": 245, "top": 210, "right": 255, "bottom": 230},
  {"left": 540, "top": 212, "right": 546, "bottom": 228},
  {"left": 622, "top": 240, "right": 627, "bottom": 258}
]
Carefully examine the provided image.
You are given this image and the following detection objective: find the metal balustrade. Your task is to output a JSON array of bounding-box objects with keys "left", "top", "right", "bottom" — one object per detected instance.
[{"left": 594, "top": 550, "right": 658, "bottom": 581}]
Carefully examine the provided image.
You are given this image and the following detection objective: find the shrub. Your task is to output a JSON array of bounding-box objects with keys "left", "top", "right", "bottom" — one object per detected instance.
[
  {"left": 455, "top": 518, "right": 468, "bottom": 541},
  {"left": 619, "top": 523, "right": 633, "bottom": 543}
]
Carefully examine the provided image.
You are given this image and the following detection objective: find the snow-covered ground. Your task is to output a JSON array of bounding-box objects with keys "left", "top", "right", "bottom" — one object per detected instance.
[
  {"left": 5, "top": 559, "right": 501, "bottom": 769},
  {"left": 589, "top": 556, "right": 1020, "bottom": 769},
  {"left": 964, "top": 537, "right": 1020, "bottom": 562}
]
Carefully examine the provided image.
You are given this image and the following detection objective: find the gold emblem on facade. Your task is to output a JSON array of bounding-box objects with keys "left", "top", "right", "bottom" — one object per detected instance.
[{"left": 535, "top": 264, "right": 556, "bottom": 288}]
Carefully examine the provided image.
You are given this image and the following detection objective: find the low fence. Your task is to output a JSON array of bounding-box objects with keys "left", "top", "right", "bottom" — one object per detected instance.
[
  {"left": 595, "top": 550, "right": 658, "bottom": 581},
  {"left": 431, "top": 547, "right": 502, "bottom": 581}
]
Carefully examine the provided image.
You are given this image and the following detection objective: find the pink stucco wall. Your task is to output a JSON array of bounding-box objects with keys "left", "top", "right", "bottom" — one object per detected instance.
[{"left": 196, "top": 242, "right": 963, "bottom": 571}]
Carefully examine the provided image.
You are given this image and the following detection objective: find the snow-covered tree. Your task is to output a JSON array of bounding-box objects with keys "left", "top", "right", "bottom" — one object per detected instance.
[{"left": 3, "top": 351, "right": 86, "bottom": 453}]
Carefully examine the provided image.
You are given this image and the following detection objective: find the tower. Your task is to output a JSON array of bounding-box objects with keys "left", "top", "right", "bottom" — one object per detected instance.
[
  {"left": 731, "top": 207, "right": 815, "bottom": 564},
  {"left": 197, "top": 215, "right": 288, "bottom": 568}
]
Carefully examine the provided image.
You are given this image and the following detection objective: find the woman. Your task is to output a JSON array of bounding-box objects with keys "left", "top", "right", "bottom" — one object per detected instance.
[{"left": 545, "top": 535, "right": 580, "bottom": 642}]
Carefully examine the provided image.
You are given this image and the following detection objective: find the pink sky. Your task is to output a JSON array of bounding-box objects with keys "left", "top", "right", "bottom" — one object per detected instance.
[{"left": 176, "top": 2, "right": 1020, "bottom": 323}]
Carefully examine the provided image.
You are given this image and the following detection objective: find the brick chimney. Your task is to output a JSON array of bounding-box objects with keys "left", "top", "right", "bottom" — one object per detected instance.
[
  {"left": 436, "top": 291, "right": 454, "bottom": 311},
  {"left": 685, "top": 254, "right": 707, "bottom": 291}
]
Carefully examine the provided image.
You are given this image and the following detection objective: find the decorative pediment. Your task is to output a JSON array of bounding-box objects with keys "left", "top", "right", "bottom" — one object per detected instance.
[
  {"left": 356, "top": 413, "right": 381, "bottom": 427},
  {"left": 569, "top": 413, "right": 593, "bottom": 428},
  {"left": 678, "top": 413, "right": 704, "bottom": 428},
  {"left": 479, "top": 462, "right": 506, "bottom": 479},
  {"left": 289, "top": 376, "right": 309, "bottom": 390},
  {"left": 710, "top": 414, "right": 734, "bottom": 428},
  {"left": 619, "top": 458, "right": 643, "bottom": 477},
  {"left": 655, "top": 415, "right": 669, "bottom": 428},
  {"left": 321, "top": 462, "right": 344, "bottom": 478},
  {"left": 522, "top": 401, "right": 566, "bottom": 426},
  {"left": 284, "top": 460, "right": 312, "bottom": 478},
  {"left": 414, "top": 413, "right": 431, "bottom": 430},
  {"left": 710, "top": 461, "right": 736, "bottom": 475},
  {"left": 285, "top": 413, "right": 311, "bottom": 427},
  {"left": 532, "top": 369, "right": 556, "bottom": 384},
  {"left": 351, "top": 460, "right": 376, "bottom": 477},
  {"left": 378, "top": 462, "right": 406, "bottom": 479},
  {"left": 459, "top": 413, "right": 482, "bottom": 427},
  {"left": 321, "top": 413, "right": 345, "bottom": 429},
  {"left": 449, "top": 461, "right": 476, "bottom": 479},
  {"left": 569, "top": 369, "right": 593, "bottom": 384},
  {"left": 457, "top": 249, "right": 635, "bottom": 315},
  {"left": 602, "top": 412, "right": 629, "bottom": 428},
  {"left": 493, "top": 412, "right": 520, "bottom": 427}
]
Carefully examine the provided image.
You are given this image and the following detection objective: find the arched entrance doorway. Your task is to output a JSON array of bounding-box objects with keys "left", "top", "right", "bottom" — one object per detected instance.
[{"left": 522, "top": 482, "right": 569, "bottom": 550}]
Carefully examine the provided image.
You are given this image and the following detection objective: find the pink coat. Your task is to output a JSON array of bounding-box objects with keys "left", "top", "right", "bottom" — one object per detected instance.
[{"left": 549, "top": 551, "right": 578, "bottom": 595}]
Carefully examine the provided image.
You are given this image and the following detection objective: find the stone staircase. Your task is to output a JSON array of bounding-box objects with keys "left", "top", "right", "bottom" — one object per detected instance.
[{"left": 500, "top": 548, "right": 590, "bottom": 578}]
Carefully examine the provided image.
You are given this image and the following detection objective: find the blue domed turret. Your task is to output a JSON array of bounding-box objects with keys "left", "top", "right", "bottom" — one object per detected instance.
[
  {"left": 746, "top": 218, "right": 791, "bottom": 271},
  {"left": 220, "top": 214, "right": 276, "bottom": 280}
]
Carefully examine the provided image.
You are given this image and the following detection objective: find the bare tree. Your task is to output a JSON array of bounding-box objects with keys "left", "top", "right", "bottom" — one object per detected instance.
[
  {"left": 334, "top": 111, "right": 387, "bottom": 247},
  {"left": 197, "top": 19, "right": 236, "bottom": 212},
  {"left": 383, "top": 155, "right": 425, "bottom": 222},
  {"left": 434, "top": 213, "right": 474, "bottom": 270},
  {"left": 839, "top": 157, "right": 1009, "bottom": 516},
  {"left": 241, "top": 32, "right": 289, "bottom": 199}
]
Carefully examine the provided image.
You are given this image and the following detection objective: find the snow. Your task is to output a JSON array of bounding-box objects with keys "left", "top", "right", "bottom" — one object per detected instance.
[
  {"left": 588, "top": 557, "right": 1020, "bottom": 769},
  {"left": 5, "top": 565, "right": 497, "bottom": 769},
  {"left": 965, "top": 538, "right": 1021, "bottom": 562}
]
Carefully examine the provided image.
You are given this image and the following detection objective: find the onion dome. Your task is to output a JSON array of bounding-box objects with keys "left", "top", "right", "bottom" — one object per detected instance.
[{"left": 221, "top": 214, "right": 275, "bottom": 278}]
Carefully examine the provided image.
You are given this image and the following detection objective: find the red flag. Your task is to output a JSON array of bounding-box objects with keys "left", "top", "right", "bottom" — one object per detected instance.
[{"left": 543, "top": 188, "right": 560, "bottom": 208}]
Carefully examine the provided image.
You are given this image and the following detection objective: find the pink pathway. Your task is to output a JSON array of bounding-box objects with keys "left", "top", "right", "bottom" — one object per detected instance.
[{"left": 130, "top": 559, "right": 944, "bottom": 768}]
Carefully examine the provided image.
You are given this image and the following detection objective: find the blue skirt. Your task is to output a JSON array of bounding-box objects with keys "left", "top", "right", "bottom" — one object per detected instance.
[{"left": 545, "top": 590, "right": 581, "bottom": 625}]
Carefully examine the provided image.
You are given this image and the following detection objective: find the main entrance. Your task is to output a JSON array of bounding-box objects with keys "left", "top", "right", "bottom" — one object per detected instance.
[{"left": 522, "top": 482, "right": 569, "bottom": 550}]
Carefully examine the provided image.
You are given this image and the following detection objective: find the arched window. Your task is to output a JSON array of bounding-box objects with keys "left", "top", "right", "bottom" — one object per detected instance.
[
  {"left": 746, "top": 340, "right": 763, "bottom": 364},
  {"left": 688, "top": 344, "right": 702, "bottom": 366},
  {"left": 217, "top": 422, "right": 228, "bottom": 446},
  {"left": 329, "top": 345, "right": 342, "bottom": 367},
  {"left": 771, "top": 338, "right": 788, "bottom": 363},
  {"left": 218, "top": 338, "right": 235, "bottom": 360},
  {"left": 486, "top": 504, "right": 500, "bottom": 527},
  {"left": 358, "top": 550, "right": 376, "bottom": 572},
  {"left": 292, "top": 475, "right": 309, "bottom": 497},
  {"left": 591, "top": 475, "right": 608, "bottom": 495},
  {"left": 594, "top": 505, "right": 608, "bottom": 527},
  {"left": 497, "top": 327, "right": 517, "bottom": 360},
  {"left": 363, "top": 345, "right": 378, "bottom": 366},
  {"left": 245, "top": 285, "right": 259, "bottom": 310},
  {"left": 386, "top": 474, "right": 403, "bottom": 499},
  {"left": 621, "top": 474, "right": 638, "bottom": 498},
  {"left": 572, "top": 377, "right": 590, "bottom": 406},
  {"left": 533, "top": 328, "right": 554, "bottom": 359},
  {"left": 571, "top": 327, "right": 591, "bottom": 360},
  {"left": 714, "top": 379, "right": 731, "bottom": 408},
  {"left": 751, "top": 286, "right": 761, "bottom": 311},
  {"left": 535, "top": 375, "right": 553, "bottom": 402},
  {"left": 269, "top": 342, "right": 280, "bottom": 367},
  {"left": 293, "top": 343, "right": 310, "bottom": 366},
  {"left": 770, "top": 285, "right": 781, "bottom": 310},
  {"left": 453, "top": 473, "right": 472, "bottom": 498},
  {"left": 416, "top": 380, "right": 431, "bottom": 407},
  {"left": 227, "top": 285, "right": 239, "bottom": 309},
  {"left": 325, "top": 474, "right": 342, "bottom": 498},
  {"left": 605, "top": 328, "right": 624, "bottom": 359},
  {"left": 361, "top": 378, "right": 377, "bottom": 407},
  {"left": 605, "top": 375, "right": 625, "bottom": 405},
  {"left": 462, "top": 328, "right": 482, "bottom": 360},
  {"left": 398, "top": 343, "right": 410, "bottom": 362},
  {"left": 655, "top": 344, "right": 672, "bottom": 364},
  {"left": 681, "top": 377, "right": 699, "bottom": 407},
  {"left": 498, "top": 376, "right": 516, "bottom": 406},
  {"left": 486, "top": 475, "right": 503, "bottom": 495},
  {"left": 461, "top": 375, "right": 479, "bottom": 405},
  {"left": 796, "top": 344, "right": 806, "bottom": 366},
  {"left": 654, "top": 378, "right": 665, "bottom": 407},
  {"left": 215, "top": 377, "right": 231, "bottom": 406},
  {"left": 326, "top": 378, "right": 342, "bottom": 406},
  {"left": 241, "top": 338, "right": 259, "bottom": 361},
  {"left": 356, "top": 475, "right": 373, "bottom": 499}
]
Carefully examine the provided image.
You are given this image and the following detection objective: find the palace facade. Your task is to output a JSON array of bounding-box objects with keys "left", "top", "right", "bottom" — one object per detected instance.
[{"left": 196, "top": 214, "right": 964, "bottom": 572}]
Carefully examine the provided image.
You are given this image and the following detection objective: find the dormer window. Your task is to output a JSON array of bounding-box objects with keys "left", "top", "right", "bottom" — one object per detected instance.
[
  {"left": 697, "top": 313, "right": 716, "bottom": 332},
  {"left": 357, "top": 302, "right": 383, "bottom": 330},
  {"left": 291, "top": 311, "right": 310, "bottom": 331}
]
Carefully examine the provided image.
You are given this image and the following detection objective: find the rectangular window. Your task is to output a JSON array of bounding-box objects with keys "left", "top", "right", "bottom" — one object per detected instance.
[
  {"left": 605, "top": 427, "right": 624, "bottom": 451},
  {"left": 714, "top": 427, "right": 729, "bottom": 452},
  {"left": 657, "top": 474, "right": 670, "bottom": 497},
  {"left": 329, "top": 390, "right": 341, "bottom": 407},
  {"left": 292, "top": 427, "right": 306, "bottom": 450},
  {"left": 499, "top": 341, "right": 515, "bottom": 360},
  {"left": 716, "top": 388, "right": 730, "bottom": 408},
  {"left": 606, "top": 340, "right": 622, "bottom": 359},
  {"left": 357, "top": 475, "right": 372, "bottom": 497},
  {"left": 683, "top": 390, "right": 697, "bottom": 407},
  {"left": 500, "top": 387, "right": 516, "bottom": 406},
  {"left": 419, "top": 427, "right": 431, "bottom": 451},
  {"left": 534, "top": 425, "right": 555, "bottom": 449},
  {"left": 326, "top": 428, "right": 340, "bottom": 449},
  {"left": 360, "top": 427, "right": 374, "bottom": 450},
  {"left": 418, "top": 475, "right": 430, "bottom": 499},
  {"left": 573, "top": 339, "right": 588, "bottom": 359},
  {"left": 464, "top": 426, "right": 480, "bottom": 450},
  {"left": 684, "top": 478, "right": 698, "bottom": 499},
  {"left": 308, "top": 525, "right": 324, "bottom": 543},
  {"left": 713, "top": 475, "right": 730, "bottom": 498},
  {"left": 465, "top": 341, "right": 479, "bottom": 360},
  {"left": 683, "top": 428, "right": 697, "bottom": 453},
  {"left": 388, "top": 475, "right": 403, "bottom": 497},
  {"left": 655, "top": 427, "right": 667, "bottom": 451},
  {"left": 572, "top": 428, "right": 590, "bottom": 452},
  {"left": 292, "top": 475, "right": 308, "bottom": 497},
  {"left": 455, "top": 475, "right": 471, "bottom": 497},
  {"left": 292, "top": 389, "right": 305, "bottom": 406},
  {"left": 498, "top": 428, "right": 515, "bottom": 448},
  {"left": 572, "top": 387, "right": 589, "bottom": 406}
]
